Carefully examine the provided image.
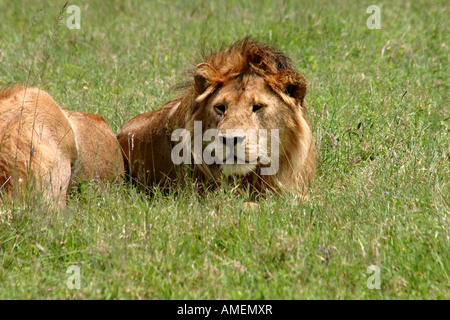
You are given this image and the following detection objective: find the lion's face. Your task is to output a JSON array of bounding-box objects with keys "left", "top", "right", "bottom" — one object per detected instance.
[{"left": 192, "top": 73, "right": 298, "bottom": 178}]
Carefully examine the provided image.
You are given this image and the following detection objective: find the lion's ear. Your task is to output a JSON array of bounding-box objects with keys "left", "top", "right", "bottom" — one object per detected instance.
[
  {"left": 194, "top": 63, "right": 220, "bottom": 95},
  {"left": 278, "top": 70, "right": 307, "bottom": 105}
]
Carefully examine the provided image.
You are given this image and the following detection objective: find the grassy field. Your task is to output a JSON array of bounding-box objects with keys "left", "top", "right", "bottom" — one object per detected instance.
[{"left": 0, "top": 0, "right": 448, "bottom": 299}]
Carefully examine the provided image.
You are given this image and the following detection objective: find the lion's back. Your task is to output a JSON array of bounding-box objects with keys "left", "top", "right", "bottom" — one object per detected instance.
[{"left": 0, "top": 87, "right": 76, "bottom": 203}]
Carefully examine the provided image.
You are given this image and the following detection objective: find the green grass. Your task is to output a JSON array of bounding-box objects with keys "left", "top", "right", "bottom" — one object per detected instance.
[{"left": 0, "top": 0, "right": 448, "bottom": 299}]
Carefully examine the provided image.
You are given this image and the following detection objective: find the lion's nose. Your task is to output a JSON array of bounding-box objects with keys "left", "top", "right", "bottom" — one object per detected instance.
[{"left": 219, "top": 135, "right": 245, "bottom": 147}]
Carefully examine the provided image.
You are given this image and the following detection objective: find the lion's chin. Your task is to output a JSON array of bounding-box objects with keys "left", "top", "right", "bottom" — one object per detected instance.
[{"left": 221, "top": 163, "right": 256, "bottom": 176}]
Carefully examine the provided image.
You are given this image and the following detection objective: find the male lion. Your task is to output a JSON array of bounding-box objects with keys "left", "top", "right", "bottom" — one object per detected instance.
[
  {"left": 0, "top": 86, "right": 124, "bottom": 207},
  {"left": 117, "top": 38, "right": 316, "bottom": 194}
]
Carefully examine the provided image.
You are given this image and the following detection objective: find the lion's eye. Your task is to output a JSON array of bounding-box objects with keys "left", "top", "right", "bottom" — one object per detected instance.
[
  {"left": 214, "top": 104, "right": 226, "bottom": 115},
  {"left": 252, "top": 104, "right": 264, "bottom": 112}
]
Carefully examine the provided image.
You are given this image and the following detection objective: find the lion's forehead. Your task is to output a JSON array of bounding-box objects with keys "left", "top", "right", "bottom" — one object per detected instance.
[{"left": 213, "top": 76, "right": 275, "bottom": 106}]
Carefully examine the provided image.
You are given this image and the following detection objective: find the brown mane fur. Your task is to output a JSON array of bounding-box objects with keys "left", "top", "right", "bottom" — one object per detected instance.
[{"left": 175, "top": 38, "right": 308, "bottom": 111}]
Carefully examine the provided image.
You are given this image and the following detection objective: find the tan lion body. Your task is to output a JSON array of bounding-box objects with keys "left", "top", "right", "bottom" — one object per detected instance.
[
  {"left": 0, "top": 87, "right": 124, "bottom": 206},
  {"left": 118, "top": 39, "right": 316, "bottom": 194}
]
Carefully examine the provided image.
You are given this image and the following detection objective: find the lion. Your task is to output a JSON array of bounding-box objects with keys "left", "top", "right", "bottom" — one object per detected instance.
[
  {"left": 117, "top": 38, "right": 316, "bottom": 195},
  {"left": 0, "top": 86, "right": 124, "bottom": 207}
]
